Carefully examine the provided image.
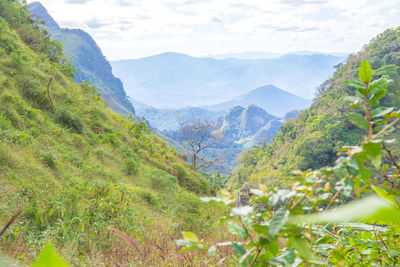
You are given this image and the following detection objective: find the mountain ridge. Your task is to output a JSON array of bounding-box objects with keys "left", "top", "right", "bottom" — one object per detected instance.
[
  {"left": 207, "top": 84, "right": 311, "bottom": 116},
  {"left": 111, "top": 51, "right": 345, "bottom": 108}
]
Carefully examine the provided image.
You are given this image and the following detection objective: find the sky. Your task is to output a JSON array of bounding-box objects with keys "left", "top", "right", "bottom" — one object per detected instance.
[{"left": 27, "top": 0, "right": 400, "bottom": 60}]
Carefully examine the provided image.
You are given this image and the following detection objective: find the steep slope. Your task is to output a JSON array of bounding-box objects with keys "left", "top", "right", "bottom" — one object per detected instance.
[
  {"left": 0, "top": 2, "right": 223, "bottom": 265},
  {"left": 209, "top": 85, "right": 311, "bottom": 117},
  {"left": 28, "top": 2, "right": 135, "bottom": 116},
  {"left": 111, "top": 52, "right": 344, "bottom": 108},
  {"left": 229, "top": 26, "right": 400, "bottom": 189}
]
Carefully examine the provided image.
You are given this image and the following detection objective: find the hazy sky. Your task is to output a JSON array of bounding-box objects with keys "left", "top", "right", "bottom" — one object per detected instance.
[{"left": 28, "top": 0, "right": 400, "bottom": 60}]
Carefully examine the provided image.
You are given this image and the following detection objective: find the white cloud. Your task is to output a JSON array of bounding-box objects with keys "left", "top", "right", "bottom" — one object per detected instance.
[{"left": 28, "top": 0, "right": 400, "bottom": 59}]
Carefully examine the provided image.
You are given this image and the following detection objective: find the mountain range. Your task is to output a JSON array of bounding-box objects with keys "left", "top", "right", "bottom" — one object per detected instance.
[
  {"left": 28, "top": 2, "right": 135, "bottom": 116},
  {"left": 208, "top": 50, "right": 349, "bottom": 60},
  {"left": 111, "top": 52, "right": 345, "bottom": 109}
]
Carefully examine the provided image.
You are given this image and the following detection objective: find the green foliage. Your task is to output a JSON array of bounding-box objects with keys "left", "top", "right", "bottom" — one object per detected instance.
[
  {"left": 41, "top": 152, "right": 57, "bottom": 169},
  {"left": 56, "top": 108, "right": 84, "bottom": 133},
  {"left": 137, "top": 187, "right": 160, "bottom": 206},
  {"left": 32, "top": 242, "right": 70, "bottom": 267},
  {"left": 148, "top": 168, "right": 178, "bottom": 192},
  {"left": 123, "top": 157, "right": 139, "bottom": 176},
  {"left": 176, "top": 62, "right": 400, "bottom": 266}
]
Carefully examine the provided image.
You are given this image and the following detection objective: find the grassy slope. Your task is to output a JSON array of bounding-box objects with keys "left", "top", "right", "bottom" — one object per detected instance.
[
  {"left": 229, "top": 27, "right": 400, "bottom": 189},
  {"left": 0, "top": 2, "right": 225, "bottom": 265}
]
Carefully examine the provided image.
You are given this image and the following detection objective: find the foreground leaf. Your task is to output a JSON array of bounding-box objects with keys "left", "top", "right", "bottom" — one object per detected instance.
[
  {"left": 182, "top": 231, "right": 200, "bottom": 243},
  {"left": 269, "top": 209, "right": 289, "bottom": 237},
  {"left": 32, "top": 242, "right": 70, "bottom": 267},
  {"left": 291, "top": 196, "right": 400, "bottom": 224},
  {"left": 290, "top": 237, "right": 313, "bottom": 260},
  {"left": 348, "top": 113, "right": 369, "bottom": 131},
  {"left": 358, "top": 60, "right": 372, "bottom": 85},
  {"left": 228, "top": 222, "right": 248, "bottom": 239},
  {"left": 371, "top": 186, "right": 398, "bottom": 207}
]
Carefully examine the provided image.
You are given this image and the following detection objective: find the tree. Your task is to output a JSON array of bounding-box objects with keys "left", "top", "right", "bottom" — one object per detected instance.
[{"left": 179, "top": 118, "right": 222, "bottom": 170}]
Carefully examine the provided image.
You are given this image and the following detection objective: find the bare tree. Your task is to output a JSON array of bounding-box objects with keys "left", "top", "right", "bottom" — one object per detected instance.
[{"left": 179, "top": 118, "right": 223, "bottom": 170}]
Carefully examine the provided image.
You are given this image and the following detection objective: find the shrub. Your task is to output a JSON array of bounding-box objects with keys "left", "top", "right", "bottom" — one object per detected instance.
[
  {"left": 41, "top": 152, "right": 56, "bottom": 169},
  {"left": 147, "top": 169, "right": 178, "bottom": 192},
  {"left": 124, "top": 158, "right": 139, "bottom": 176},
  {"left": 174, "top": 192, "right": 203, "bottom": 214},
  {"left": 56, "top": 109, "right": 84, "bottom": 133},
  {"left": 137, "top": 188, "right": 159, "bottom": 206},
  {"left": 174, "top": 165, "right": 210, "bottom": 195},
  {"left": 0, "top": 144, "right": 16, "bottom": 169}
]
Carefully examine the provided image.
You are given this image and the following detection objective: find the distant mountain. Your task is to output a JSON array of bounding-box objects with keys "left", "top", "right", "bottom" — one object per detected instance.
[
  {"left": 209, "top": 51, "right": 349, "bottom": 60},
  {"left": 162, "top": 104, "right": 286, "bottom": 173},
  {"left": 220, "top": 105, "right": 277, "bottom": 139},
  {"left": 209, "top": 85, "right": 311, "bottom": 117},
  {"left": 208, "top": 51, "right": 284, "bottom": 60},
  {"left": 28, "top": 2, "right": 135, "bottom": 116},
  {"left": 111, "top": 52, "right": 345, "bottom": 108}
]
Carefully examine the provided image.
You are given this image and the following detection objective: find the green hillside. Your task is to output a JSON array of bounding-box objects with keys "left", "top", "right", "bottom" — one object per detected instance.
[
  {"left": 229, "top": 27, "right": 400, "bottom": 189},
  {"left": 28, "top": 2, "right": 136, "bottom": 116},
  {"left": 0, "top": 1, "right": 225, "bottom": 265}
]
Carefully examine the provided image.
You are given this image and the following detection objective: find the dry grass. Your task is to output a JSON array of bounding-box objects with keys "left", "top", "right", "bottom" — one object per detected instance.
[{"left": 105, "top": 224, "right": 235, "bottom": 266}]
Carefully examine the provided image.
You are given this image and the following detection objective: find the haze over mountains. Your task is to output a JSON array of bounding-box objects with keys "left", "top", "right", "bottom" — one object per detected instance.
[
  {"left": 111, "top": 52, "right": 345, "bottom": 109},
  {"left": 208, "top": 85, "right": 311, "bottom": 117},
  {"left": 209, "top": 51, "right": 349, "bottom": 60}
]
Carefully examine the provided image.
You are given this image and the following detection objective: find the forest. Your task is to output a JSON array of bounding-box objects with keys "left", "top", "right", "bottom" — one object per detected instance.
[{"left": 1, "top": 0, "right": 400, "bottom": 266}]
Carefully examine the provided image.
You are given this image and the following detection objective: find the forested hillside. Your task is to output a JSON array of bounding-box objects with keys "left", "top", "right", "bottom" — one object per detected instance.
[
  {"left": 0, "top": 1, "right": 225, "bottom": 265},
  {"left": 229, "top": 27, "right": 400, "bottom": 189}
]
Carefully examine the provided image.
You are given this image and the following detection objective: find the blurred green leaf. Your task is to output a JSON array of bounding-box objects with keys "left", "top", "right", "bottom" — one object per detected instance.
[
  {"left": 348, "top": 113, "right": 369, "bottom": 131},
  {"left": 358, "top": 60, "right": 372, "bottom": 85},
  {"left": 252, "top": 224, "right": 269, "bottom": 236},
  {"left": 371, "top": 185, "right": 398, "bottom": 207},
  {"left": 345, "top": 81, "right": 367, "bottom": 97},
  {"left": 182, "top": 231, "right": 200, "bottom": 243},
  {"left": 291, "top": 196, "right": 400, "bottom": 225},
  {"left": 371, "top": 107, "right": 393, "bottom": 118},
  {"left": 32, "top": 242, "right": 70, "bottom": 267},
  {"left": 363, "top": 142, "right": 381, "bottom": 168},
  {"left": 369, "top": 77, "right": 391, "bottom": 98},
  {"left": 290, "top": 237, "right": 313, "bottom": 260},
  {"left": 228, "top": 222, "right": 248, "bottom": 239},
  {"left": 269, "top": 209, "right": 289, "bottom": 237},
  {"left": 232, "top": 242, "right": 246, "bottom": 256}
]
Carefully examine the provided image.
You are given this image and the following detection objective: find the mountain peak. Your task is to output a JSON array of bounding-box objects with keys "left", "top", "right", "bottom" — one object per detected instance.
[
  {"left": 211, "top": 84, "right": 311, "bottom": 117},
  {"left": 221, "top": 104, "right": 278, "bottom": 139},
  {"left": 28, "top": 2, "right": 60, "bottom": 30}
]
